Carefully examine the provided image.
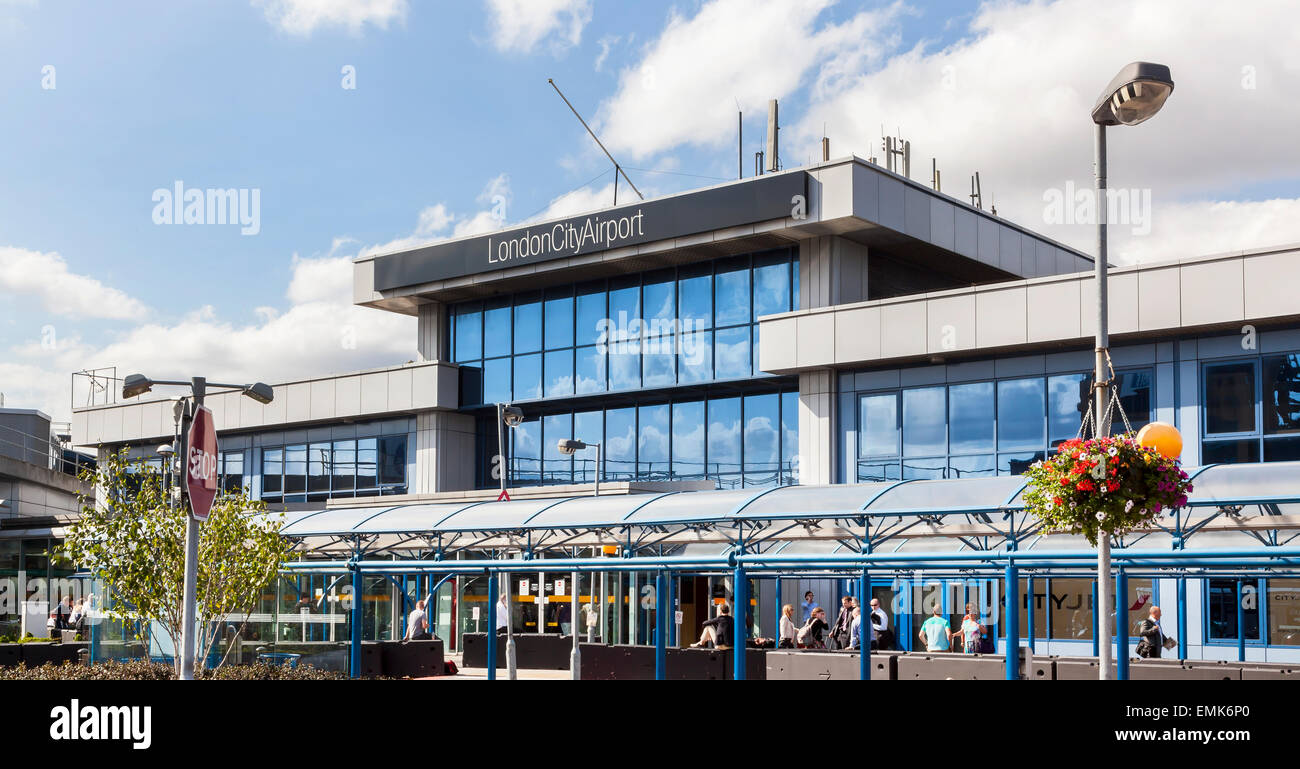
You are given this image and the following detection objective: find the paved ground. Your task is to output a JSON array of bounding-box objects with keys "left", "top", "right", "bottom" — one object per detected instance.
[{"left": 414, "top": 654, "right": 573, "bottom": 680}]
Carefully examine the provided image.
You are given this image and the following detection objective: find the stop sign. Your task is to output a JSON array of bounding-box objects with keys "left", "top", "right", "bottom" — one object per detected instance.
[{"left": 186, "top": 405, "right": 219, "bottom": 520}]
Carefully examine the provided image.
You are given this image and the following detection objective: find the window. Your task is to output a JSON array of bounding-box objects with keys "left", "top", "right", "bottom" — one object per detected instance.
[
  {"left": 638, "top": 404, "right": 670, "bottom": 479},
  {"left": 219, "top": 451, "right": 244, "bottom": 494},
  {"left": 284, "top": 445, "right": 307, "bottom": 500},
  {"left": 672, "top": 401, "right": 706, "bottom": 481},
  {"left": 544, "top": 290, "right": 574, "bottom": 350},
  {"left": 1048, "top": 578, "right": 1093, "bottom": 641},
  {"left": 572, "top": 410, "right": 603, "bottom": 483},
  {"left": 378, "top": 436, "right": 407, "bottom": 494},
  {"left": 707, "top": 397, "right": 742, "bottom": 488},
  {"left": 605, "top": 408, "right": 637, "bottom": 481},
  {"left": 542, "top": 413, "right": 573, "bottom": 484},
  {"left": 1206, "top": 578, "right": 1261, "bottom": 642},
  {"left": 1205, "top": 361, "right": 1256, "bottom": 435},
  {"left": 262, "top": 448, "right": 283, "bottom": 498},
  {"left": 949, "top": 382, "right": 994, "bottom": 454},
  {"left": 1267, "top": 579, "right": 1300, "bottom": 647},
  {"left": 513, "top": 293, "right": 542, "bottom": 354},
  {"left": 1203, "top": 353, "right": 1300, "bottom": 464},
  {"left": 357, "top": 438, "right": 378, "bottom": 495},
  {"left": 903, "top": 386, "right": 946, "bottom": 457},
  {"left": 743, "top": 393, "right": 781, "bottom": 487},
  {"left": 997, "top": 378, "right": 1046, "bottom": 451}
]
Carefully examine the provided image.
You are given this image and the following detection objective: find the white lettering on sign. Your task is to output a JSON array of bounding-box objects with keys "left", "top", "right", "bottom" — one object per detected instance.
[
  {"left": 188, "top": 445, "right": 216, "bottom": 482},
  {"left": 487, "top": 209, "right": 646, "bottom": 266}
]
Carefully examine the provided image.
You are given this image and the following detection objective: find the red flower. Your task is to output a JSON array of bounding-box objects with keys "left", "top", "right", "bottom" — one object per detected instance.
[
  {"left": 1076, "top": 480, "right": 1095, "bottom": 492},
  {"left": 1107, "top": 481, "right": 1119, "bottom": 492}
]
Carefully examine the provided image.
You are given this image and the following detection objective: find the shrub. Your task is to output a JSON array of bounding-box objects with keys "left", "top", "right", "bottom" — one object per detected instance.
[{"left": 0, "top": 661, "right": 362, "bottom": 681}]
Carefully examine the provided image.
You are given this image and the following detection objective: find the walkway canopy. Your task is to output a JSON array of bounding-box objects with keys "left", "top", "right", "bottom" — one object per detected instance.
[{"left": 272, "top": 462, "right": 1300, "bottom": 559}]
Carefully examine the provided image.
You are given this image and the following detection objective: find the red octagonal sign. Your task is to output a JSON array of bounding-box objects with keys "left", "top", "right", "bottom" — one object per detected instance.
[{"left": 186, "top": 405, "right": 219, "bottom": 520}]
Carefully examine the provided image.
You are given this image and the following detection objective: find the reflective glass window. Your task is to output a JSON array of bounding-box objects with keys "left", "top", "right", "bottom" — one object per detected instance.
[
  {"left": 743, "top": 393, "right": 781, "bottom": 485},
  {"left": 544, "top": 349, "right": 574, "bottom": 397},
  {"left": 902, "top": 457, "right": 946, "bottom": 480},
  {"left": 575, "top": 346, "right": 606, "bottom": 394},
  {"left": 284, "top": 445, "right": 307, "bottom": 497},
  {"left": 379, "top": 436, "right": 407, "bottom": 491},
  {"left": 708, "top": 397, "right": 743, "bottom": 484},
  {"left": 997, "top": 378, "right": 1045, "bottom": 451},
  {"left": 308, "top": 443, "right": 330, "bottom": 495},
  {"left": 1048, "top": 578, "right": 1093, "bottom": 640},
  {"left": 575, "top": 282, "right": 606, "bottom": 347},
  {"left": 1263, "top": 354, "right": 1300, "bottom": 435},
  {"left": 605, "top": 407, "right": 637, "bottom": 481},
  {"left": 949, "top": 454, "right": 995, "bottom": 479},
  {"left": 572, "top": 410, "right": 603, "bottom": 483},
  {"left": 483, "top": 358, "right": 512, "bottom": 405},
  {"left": 781, "top": 391, "right": 798, "bottom": 485},
  {"left": 454, "top": 304, "right": 482, "bottom": 362},
  {"left": 608, "top": 344, "right": 641, "bottom": 390},
  {"left": 678, "top": 329, "right": 712, "bottom": 383},
  {"left": 1115, "top": 370, "right": 1153, "bottom": 431},
  {"left": 513, "top": 294, "right": 542, "bottom": 354},
  {"left": 714, "top": 325, "right": 751, "bottom": 380},
  {"left": 542, "top": 413, "right": 573, "bottom": 484},
  {"left": 752, "top": 253, "right": 791, "bottom": 321},
  {"left": 262, "top": 448, "right": 283, "bottom": 496},
  {"left": 1205, "top": 361, "right": 1256, "bottom": 435},
  {"left": 1207, "top": 579, "right": 1261, "bottom": 641},
  {"left": 714, "top": 259, "right": 750, "bottom": 327},
  {"left": 511, "top": 417, "right": 541, "bottom": 483},
  {"left": 859, "top": 393, "right": 899, "bottom": 458},
  {"left": 903, "top": 386, "right": 946, "bottom": 457},
  {"left": 638, "top": 404, "right": 670, "bottom": 478},
  {"left": 357, "top": 438, "right": 378, "bottom": 494},
  {"left": 483, "top": 298, "right": 511, "bottom": 358},
  {"left": 998, "top": 451, "right": 1044, "bottom": 475},
  {"left": 332, "top": 440, "right": 356, "bottom": 492},
  {"left": 1048, "top": 374, "right": 1089, "bottom": 446},
  {"left": 514, "top": 353, "right": 542, "bottom": 400},
  {"left": 678, "top": 266, "right": 711, "bottom": 330},
  {"left": 544, "top": 293, "right": 574, "bottom": 350},
  {"left": 672, "top": 401, "right": 706, "bottom": 481},
  {"left": 949, "top": 382, "right": 994, "bottom": 454},
  {"left": 1267, "top": 579, "right": 1300, "bottom": 647}
]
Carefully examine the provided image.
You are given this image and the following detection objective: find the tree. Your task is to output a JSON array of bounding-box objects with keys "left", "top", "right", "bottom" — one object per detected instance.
[{"left": 61, "top": 448, "right": 291, "bottom": 676}]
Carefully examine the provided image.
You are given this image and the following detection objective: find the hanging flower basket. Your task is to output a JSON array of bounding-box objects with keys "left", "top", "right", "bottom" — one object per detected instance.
[{"left": 1023, "top": 434, "right": 1193, "bottom": 545}]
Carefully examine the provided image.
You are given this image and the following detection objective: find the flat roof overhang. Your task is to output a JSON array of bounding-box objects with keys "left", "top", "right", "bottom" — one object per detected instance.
[{"left": 354, "top": 157, "right": 1093, "bottom": 315}]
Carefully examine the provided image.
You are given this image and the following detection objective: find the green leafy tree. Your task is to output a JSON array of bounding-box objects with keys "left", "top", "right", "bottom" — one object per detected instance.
[{"left": 61, "top": 448, "right": 291, "bottom": 676}]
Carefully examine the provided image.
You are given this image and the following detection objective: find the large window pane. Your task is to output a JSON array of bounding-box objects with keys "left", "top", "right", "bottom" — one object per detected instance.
[
  {"left": 1048, "top": 578, "right": 1093, "bottom": 640},
  {"left": 575, "top": 346, "right": 606, "bottom": 394},
  {"left": 1207, "top": 579, "right": 1260, "bottom": 641},
  {"left": 609, "top": 280, "right": 640, "bottom": 329},
  {"left": 284, "top": 445, "right": 307, "bottom": 497},
  {"left": 1205, "top": 361, "right": 1256, "bottom": 435},
  {"left": 1263, "top": 354, "right": 1300, "bottom": 435},
  {"left": 1048, "top": 374, "right": 1089, "bottom": 446},
  {"left": 714, "top": 258, "right": 750, "bottom": 327},
  {"left": 1115, "top": 370, "right": 1153, "bottom": 431},
  {"left": 605, "top": 407, "right": 637, "bottom": 481},
  {"left": 379, "top": 436, "right": 407, "bottom": 492},
  {"left": 544, "top": 349, "right": 574, "bottom": 397},
  {"left": 998, "top": 451, "right": 1044, "bottom": 475},
  {"left": 752, "top": 253, "right": 791, "bottom": 320},
  {"left": 638, "top": 404, "right": 670, "bottom": 479},
  {"left": 678, "top": 266, "right": 712, "bottom": 330},
  {"left": 672, "top": 401, "right": 706, "bottom": 481},
  {"left": 715, "top": 325, "right": 751, "bottom": 380},
  {"left": 1264, "top": 436, "right": 1300, "bottom": 462},
  {"left": 949, "top": 382, "right": 994, "bottom": 454},
  {"left": 743, "top": 393, "right": 780, "bottom": 486},
  {"left": 1202, "top": 438, "right": 1260, "bottom": 464},
  {"left": 998, "top": 378, "right": 1045, "bottom": 451},
  {"left": 708, "top": 397, "right": 743, "bottom": 487},
  {"left": 608, "top": 346, "right": 641, "bottom": 390},
  {"left": 514, "top": 353, "right": 542, "bottom": 400},
  {"left": 1267, "top": 579, "right": 1300, "bottom": 647},
  {"left": 679, "top": 329, "right": 712, "bottom": 383},
  {"left": 544, "top": 293, "right": 574, "bottom": 350},
  {"left": 483, "top": 358, "right": 512, "bottom": 405},
  {"left": 902, "top": 457, "right": 945, "bottom": 480},
  {"left": 332, "top": 440, "right": 356, "bottom": 493},
  {"left": 1019, "top": 578, "right": 1049, "bottom": 640},
  {"left": 262, "top": 448, "right": 283, "bottom": 497},
  {"left": 857, "top": 459, "right": 900, "bottom": 483},
  {"left": 903, "top": 386, "right": 946, "bottom": 457},
  {"left": 858, "top": 393, "right": 899, "bottom": 458},
  {"left": 781, "top": 391, "right": 798, "bottom": 485},
  {"left": 511, "top": 417, "right": 541, "bottom": 484},
  {"left": 308, "top": 443, "right": 330, "bottom": 496},
  {"left": 949, "top": 454, "right": 995, "bottom": 479},
  {"left": 542, "top": 413, "right": 573, "bottom": 485},
  {"left": 575, "top": 282, "right": 606, "bottom": 347},
  {"left": 1123, "top": 579, "right": 1155, "bottom": 638},
  {"left": 572, "top": 410, "right": 603, "bottom": 483},
  {"left": 454, "top": 304, "right": 482, "bottom": 363},
  {"left": 483, "top": 299, "right": 511, "bottom": 358},
  {"left": 642, "top": 272, "right": 675, "bottom": 334},
  {"left": 357, "top": 438, "right": 378, "bottom": 494},
  {"left": 513, "top": 294, "right": 542, "bottom": 354}
]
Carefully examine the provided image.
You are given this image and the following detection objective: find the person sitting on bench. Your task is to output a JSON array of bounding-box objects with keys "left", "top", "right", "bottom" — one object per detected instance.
[{"left": 690, "top": 603, "right": 734, "bottom": 649}]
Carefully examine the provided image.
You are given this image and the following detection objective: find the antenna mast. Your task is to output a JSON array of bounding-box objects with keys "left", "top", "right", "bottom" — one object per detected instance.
[{"left": 548, "top": 78, "right": 643, "bottom": 205}]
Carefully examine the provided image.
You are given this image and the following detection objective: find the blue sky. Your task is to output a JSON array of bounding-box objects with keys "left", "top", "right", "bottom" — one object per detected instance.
[{"left": 2, "top": 0, "right": 1298, "bottom": 420}]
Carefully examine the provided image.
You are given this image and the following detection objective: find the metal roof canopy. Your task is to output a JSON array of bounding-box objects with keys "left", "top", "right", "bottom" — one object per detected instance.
[{"left": 270, "top": 462, "right": 1300, "bottom": 560}]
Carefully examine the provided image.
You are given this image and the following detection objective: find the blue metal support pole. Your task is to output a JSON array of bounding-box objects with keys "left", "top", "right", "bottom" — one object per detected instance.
[
  {"left": 655, "top": 571, "right": 667, "bottom": 680},
  {"left": 1236, "top": 578, "right": 1246, "bottom": 662},
  {"left": 774, "top": 575, "right": 782, "bottom": 651},
  {"left": 1116, "top": 567, "right": 1129, "bottom": 680},
  {"left": 1177, "top": 577, "right": 1188, "bottom": 659},
  {"left": 349, "top": 565, "right": 362, "bottom": 679},
  {"left": 733, "top": 565, "right": 747, "bottom": 680},
  {"left": 859, "top": 568, "right": 871, "bottom": 681},
  {"left": 487, "top": 573, "right": 498, "bottom": 681},
  {"left": 1026, "top": 575, "right": 1036, "bottom": 653},
  {"left": 1091, "top": 580, "right": 1099, "bottom": 658},
  {"left": 1004, "top": 561, "right": 1020, "bottom": 680}
]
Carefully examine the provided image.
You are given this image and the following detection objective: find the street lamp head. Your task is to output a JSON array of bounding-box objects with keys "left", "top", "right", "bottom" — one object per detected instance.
[
  {"left": 1091, "top": 61, "right": 1174, "bottom": 126},
  {"left": 501, "top": 405, "right": 525, "bottom": 428},
  {"left": 155, "top": 444, "right": 174, "bottom": 456},
  {"left": 121, "top": 373, "right": 153, "bottom": 399},
  {"left": 556, "top": 439, "right": 588, "bottom": 456},
  {"left": 243, "top": 382, "right": 274, "bottom": 405}
]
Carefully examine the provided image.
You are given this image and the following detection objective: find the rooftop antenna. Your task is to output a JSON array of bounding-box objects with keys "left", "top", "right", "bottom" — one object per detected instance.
[
  {"left": 765, "top": 99, "right": 780, "bottom": 173},
  {"left": 970, "top": 172, "right": 983, "bottom": 209},
  {"left": 931, "top": 158, "right": 941, "bottom": 191},
  {"left": 883, "top": 127, "right": 911, "bottom": 177},
  {"left": 548, "top": 78, "right": 643, "bottom": 206},
  {"left": 736, "top": 99, "right": 743, "bottom": 180}
]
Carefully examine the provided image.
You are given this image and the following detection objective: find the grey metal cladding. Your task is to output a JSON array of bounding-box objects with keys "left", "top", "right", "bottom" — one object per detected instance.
[
  {"left": 876, "top": 175, "right": 906, "bottom": 232},
  {"left": 954, "top": 208, "right": 977, "bottom": 258},
  {"left": 372, "top": 171, "right": 809, "bottom": 290},
  {"left": 929, "top": 197, "right": 955, "bottom": 252},
  {"left": 977, "top": 216, "right": 999, "bottom": 265},
  {"left": 903, "top": 185, "right": 930, "bottom": 240},
  {"left": 999, "top": 228, "right": 1022, "bottom": 274}
]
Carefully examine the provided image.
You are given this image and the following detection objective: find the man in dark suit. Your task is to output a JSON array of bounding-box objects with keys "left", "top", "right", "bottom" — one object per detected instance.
[
  {"left": 830, "top": 596, "right": 854, "bottom": 650},
  {"left": 1136, "top": 605, "right": 1172, "bottom": 658}
]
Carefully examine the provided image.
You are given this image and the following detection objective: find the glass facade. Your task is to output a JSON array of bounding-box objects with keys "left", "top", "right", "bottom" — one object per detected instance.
[
  {"left": 260, "top": 435, "right": 407, "bottom": 503},
  {"left": 851, "top": 369, "right": 1152, "bottom": 482},
  {"left": 1202, "top": 352, "right": 1300, "bottom": 463},
  {"left": 450, "top": 249, "right": 798, "bottom": 406},
  {"left": 503, "top": 390, "right": 799, "bottom": 489}
]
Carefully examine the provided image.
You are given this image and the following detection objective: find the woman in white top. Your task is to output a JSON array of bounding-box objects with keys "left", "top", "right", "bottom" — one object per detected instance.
[{"left": 779, "top": 603, "right": 798, "bottom": 648}]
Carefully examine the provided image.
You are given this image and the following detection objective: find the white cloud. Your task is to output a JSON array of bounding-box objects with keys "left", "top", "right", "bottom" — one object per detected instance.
[
  {"left": 253, "top": 0, "right": 407, "bottom": 36},
  {"left": 594, "top": 34, "right": 620, "bottom": 72},
  {"left": 597, "top": 0, "right": 905, "bottom": 161},
  {"left": 0, "top": 246, "right": 149, "bottom": 320},
  {"left": 484, "top": 0, "right": 593, "bottom": 55}
]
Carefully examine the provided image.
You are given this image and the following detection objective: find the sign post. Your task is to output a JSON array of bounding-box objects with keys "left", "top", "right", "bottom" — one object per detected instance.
[{"left": 179, "top": 381, "right": 217, "bottom": 680}]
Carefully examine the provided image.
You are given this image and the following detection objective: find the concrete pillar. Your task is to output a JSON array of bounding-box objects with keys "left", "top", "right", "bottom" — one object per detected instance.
[
  {"left": 413, "top": 411, "right": 476, "bottom": 493},
  {"left": 797, "top": 370, "right": 836, "bottom": 485},
  {"left": 799, "top": 236, "right": 869, "bottom": 309},
  {"left": 416, "top": 302, "right": 446, "bottom": 362}
]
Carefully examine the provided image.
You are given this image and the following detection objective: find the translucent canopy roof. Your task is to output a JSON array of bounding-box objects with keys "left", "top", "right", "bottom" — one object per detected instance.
[{"left": 273, "top": 461, "right": 1300, "bottom": 539}]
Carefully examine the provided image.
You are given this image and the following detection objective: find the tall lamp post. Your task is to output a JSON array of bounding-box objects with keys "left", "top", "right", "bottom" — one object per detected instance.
[
  {"left": 557, "top": 438, "right": 602, "bottom": 680},
  {"left": 1089, "top": 62, "right": 1174, "bottom": 680},
  {"left": 122, "top": 374, "right": 274, "bottom": 680},
  {"left": 495, "top": 403, "right": 524, "bottom": 680}
]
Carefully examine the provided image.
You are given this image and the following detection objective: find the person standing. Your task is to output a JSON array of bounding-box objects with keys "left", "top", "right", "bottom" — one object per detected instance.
[
  {"left": 869, "top": 598, "right": 891, "bottom": 650},
  {"left": 778, "top": 604, "right": 797, "bottom": 648},
  {"left": 918, "top": 604, "right": 952, "bottom": 652},
  {"left": 405, "top": 599, "right": 430, "bottom": 641},
  {"left": 830, "top": 596, "right": 854, "bottom": 650},
  {"left": 1136, "top": 605, "right": 1174, "bottom": 658},
  {"left": 848, "top": 606, "right": 864, "bottom": 649},
  {"left": 801, "top": 591, "right": 818, "bottom": 624},
  {"left": 958, "top": 603, "right": 984, "bottom": 654},
  {"left": 798, "top": 606, "right": 830, "bottom": 649},
  {"left": 495, "top": 593, "right": 510, "bottom": 635}
]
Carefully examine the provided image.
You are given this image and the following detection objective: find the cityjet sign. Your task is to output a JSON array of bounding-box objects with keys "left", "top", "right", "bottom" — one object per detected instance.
[{"left": 489, "top": 209, "right": 646, "bottom": 266}]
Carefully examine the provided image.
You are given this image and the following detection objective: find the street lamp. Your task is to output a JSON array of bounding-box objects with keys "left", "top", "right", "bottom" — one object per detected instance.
[
  {"left": 557, "top": 436, "right": 602, "bottom": 681},
  {"left": 121, "top": 374, "right": 274, "bottom": 680},
  {"left": 1089, "top": 62, "right": 1173, "bottom": 681},
  {"left": 494, "top": 402, "right": 524, "bottom": 680}
]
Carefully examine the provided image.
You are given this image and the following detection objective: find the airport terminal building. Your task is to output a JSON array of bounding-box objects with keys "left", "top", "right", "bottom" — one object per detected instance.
[{"left": 56, "top": 156, "right": 1300, "bottom": 663}]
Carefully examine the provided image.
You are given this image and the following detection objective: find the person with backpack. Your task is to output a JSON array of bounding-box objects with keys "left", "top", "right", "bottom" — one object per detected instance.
[{"left": 797, "top": 606, "right": 830, "bottom": 649}]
